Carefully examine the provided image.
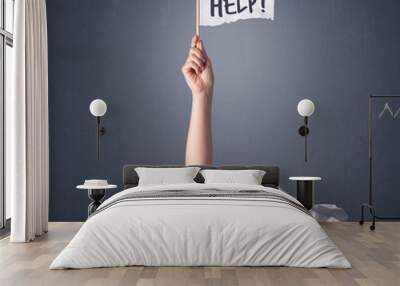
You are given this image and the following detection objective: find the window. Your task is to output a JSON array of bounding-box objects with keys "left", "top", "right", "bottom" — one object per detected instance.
[{"left": 0, "top": 0, "right": 14, "bottom": 230}]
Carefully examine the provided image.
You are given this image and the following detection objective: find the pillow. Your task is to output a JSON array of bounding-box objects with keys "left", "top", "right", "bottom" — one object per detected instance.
[
  {"left": 200, "top": 169, "right": 266, "bottom": 185},
  {"left": 135, "top": 167, "right": 201, "bottom": 186}
]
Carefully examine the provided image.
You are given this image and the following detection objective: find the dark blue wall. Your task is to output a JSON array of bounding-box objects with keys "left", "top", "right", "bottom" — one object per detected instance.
[{"left": 47, "top": 0, "right": 400, "bottom": 221}]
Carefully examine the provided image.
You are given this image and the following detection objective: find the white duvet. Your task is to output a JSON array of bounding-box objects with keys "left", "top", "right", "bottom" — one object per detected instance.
[{"left": 50, "top": 183, "right": 351, "bottom": 269}]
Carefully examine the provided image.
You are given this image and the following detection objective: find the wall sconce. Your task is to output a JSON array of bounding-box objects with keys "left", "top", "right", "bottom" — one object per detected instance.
[
  {"left": 89, "top": 99, "right": 107, "bottom": 160},
  {"left": 297, "top": 99, "right": 315, "bottom": 162}
]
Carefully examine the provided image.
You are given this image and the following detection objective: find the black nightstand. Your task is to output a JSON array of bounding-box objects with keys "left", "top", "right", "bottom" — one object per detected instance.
[{"left": 289, "top": 177, "right": 322, "bottom": 210}]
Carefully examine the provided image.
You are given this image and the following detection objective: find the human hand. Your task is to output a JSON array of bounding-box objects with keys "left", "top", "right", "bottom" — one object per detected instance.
[{"left": 182, "top": 35, "right": 214, "bottom": 97}]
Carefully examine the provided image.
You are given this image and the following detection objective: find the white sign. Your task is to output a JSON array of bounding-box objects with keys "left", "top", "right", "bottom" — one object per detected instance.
[{"left": 200, "top": 0, "right": 274, "bottom": 26}]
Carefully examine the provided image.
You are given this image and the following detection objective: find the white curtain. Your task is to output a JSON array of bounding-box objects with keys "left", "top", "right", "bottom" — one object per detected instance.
[{"left": 9, "top": 0, "right": 49, "bottom": 242}]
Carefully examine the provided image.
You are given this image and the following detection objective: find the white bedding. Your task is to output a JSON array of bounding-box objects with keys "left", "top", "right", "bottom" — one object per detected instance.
[{"left": 50, "top": 183, "right": 351, "bottom": 269}]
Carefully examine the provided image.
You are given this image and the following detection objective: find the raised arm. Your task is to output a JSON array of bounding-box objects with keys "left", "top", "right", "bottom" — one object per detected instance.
[{"left": 182, "top": 36, "right": 214, "bottom": 165}]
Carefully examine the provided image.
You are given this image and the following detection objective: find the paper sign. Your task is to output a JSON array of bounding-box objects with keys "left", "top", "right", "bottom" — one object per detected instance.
[{"left": 200, "top": 0, "right": 274, "bottom": 26}]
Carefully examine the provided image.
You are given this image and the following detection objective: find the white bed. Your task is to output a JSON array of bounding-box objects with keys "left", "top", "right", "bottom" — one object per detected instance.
[{"left": 50, "top": 183, "right": 351, "bottom": 269}]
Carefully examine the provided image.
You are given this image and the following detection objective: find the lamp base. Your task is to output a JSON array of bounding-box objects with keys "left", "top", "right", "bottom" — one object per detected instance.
[
  {"left": 299, "top": 126, "right": 309, "bottom": 136},
  {"left": 87, "top": 189, "right": 106, "bottom": 217}
]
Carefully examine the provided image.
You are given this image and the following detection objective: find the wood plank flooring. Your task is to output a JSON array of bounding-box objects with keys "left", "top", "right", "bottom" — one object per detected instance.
[{"left": 0, "top": 222, "right": 399, "bottom": 286}]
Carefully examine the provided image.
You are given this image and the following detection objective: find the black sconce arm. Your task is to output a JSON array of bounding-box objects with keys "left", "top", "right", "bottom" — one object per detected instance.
[
  {"left": 96, "top": 117, "right": 106, "bottom": 160},
  {"left": 298, "top": 117, "right": 310, "bottom": 162}
]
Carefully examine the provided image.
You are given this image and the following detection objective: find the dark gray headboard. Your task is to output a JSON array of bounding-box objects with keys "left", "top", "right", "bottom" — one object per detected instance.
[{"left": 123, "top": 165, "right": 280, "bottom": 189}]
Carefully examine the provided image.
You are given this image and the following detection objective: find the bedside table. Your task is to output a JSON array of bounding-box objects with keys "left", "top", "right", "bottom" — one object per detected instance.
[
  {"left": 289, "top": 177, "right": 322, "bottom": 210},
  {"left": 77, "top": 180, "right": 117, "bottom": 217}
]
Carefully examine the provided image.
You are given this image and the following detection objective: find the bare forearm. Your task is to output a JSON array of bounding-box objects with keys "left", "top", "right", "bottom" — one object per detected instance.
[
  {"left": 185, "top": 91, "right": 213, "bottom": 165},
  {"left": 182, "top": 35, "right": 214, "bottom": 165}
]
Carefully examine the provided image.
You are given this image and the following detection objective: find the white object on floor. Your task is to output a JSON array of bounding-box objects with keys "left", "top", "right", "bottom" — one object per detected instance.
[
  {"left": 50, "top": 183, "right": 350, "bottom": 269},
  {"left": 310, "top": 204, "right": 349, "bottom": 222}
]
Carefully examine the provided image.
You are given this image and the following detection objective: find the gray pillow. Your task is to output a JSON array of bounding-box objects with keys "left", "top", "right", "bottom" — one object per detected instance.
[
  {"left": 135, "top": 167, "right": 201, "bottom": 186},
  {"left": 200, "top": 169, "right": 266, "bottom": 185}
]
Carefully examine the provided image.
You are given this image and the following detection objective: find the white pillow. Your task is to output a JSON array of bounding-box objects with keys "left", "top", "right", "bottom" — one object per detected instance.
[
  {"left": 200, "top": 169, "right": 266, "bottom": 185},
  {"left": 135, "top": 167, "right": 201, "bottom": 186}
]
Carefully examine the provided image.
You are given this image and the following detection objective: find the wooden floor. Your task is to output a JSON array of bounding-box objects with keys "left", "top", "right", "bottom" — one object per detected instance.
[{"left": 0, "top": 222, "right": 399, "bottom": 286}]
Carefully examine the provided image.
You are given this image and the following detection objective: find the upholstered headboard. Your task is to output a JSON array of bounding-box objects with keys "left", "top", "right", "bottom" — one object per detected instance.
[{"left": 123, "top": 165, "right": 280, "bottom": 189}]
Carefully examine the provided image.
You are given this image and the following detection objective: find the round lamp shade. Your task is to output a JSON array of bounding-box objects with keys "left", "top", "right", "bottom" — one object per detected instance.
[
  {"left": 89, "top": 99, "right": 107, "bottom": 117},
  {"left": 297, "top": 99, "right": 315, "bottom": 117}
]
